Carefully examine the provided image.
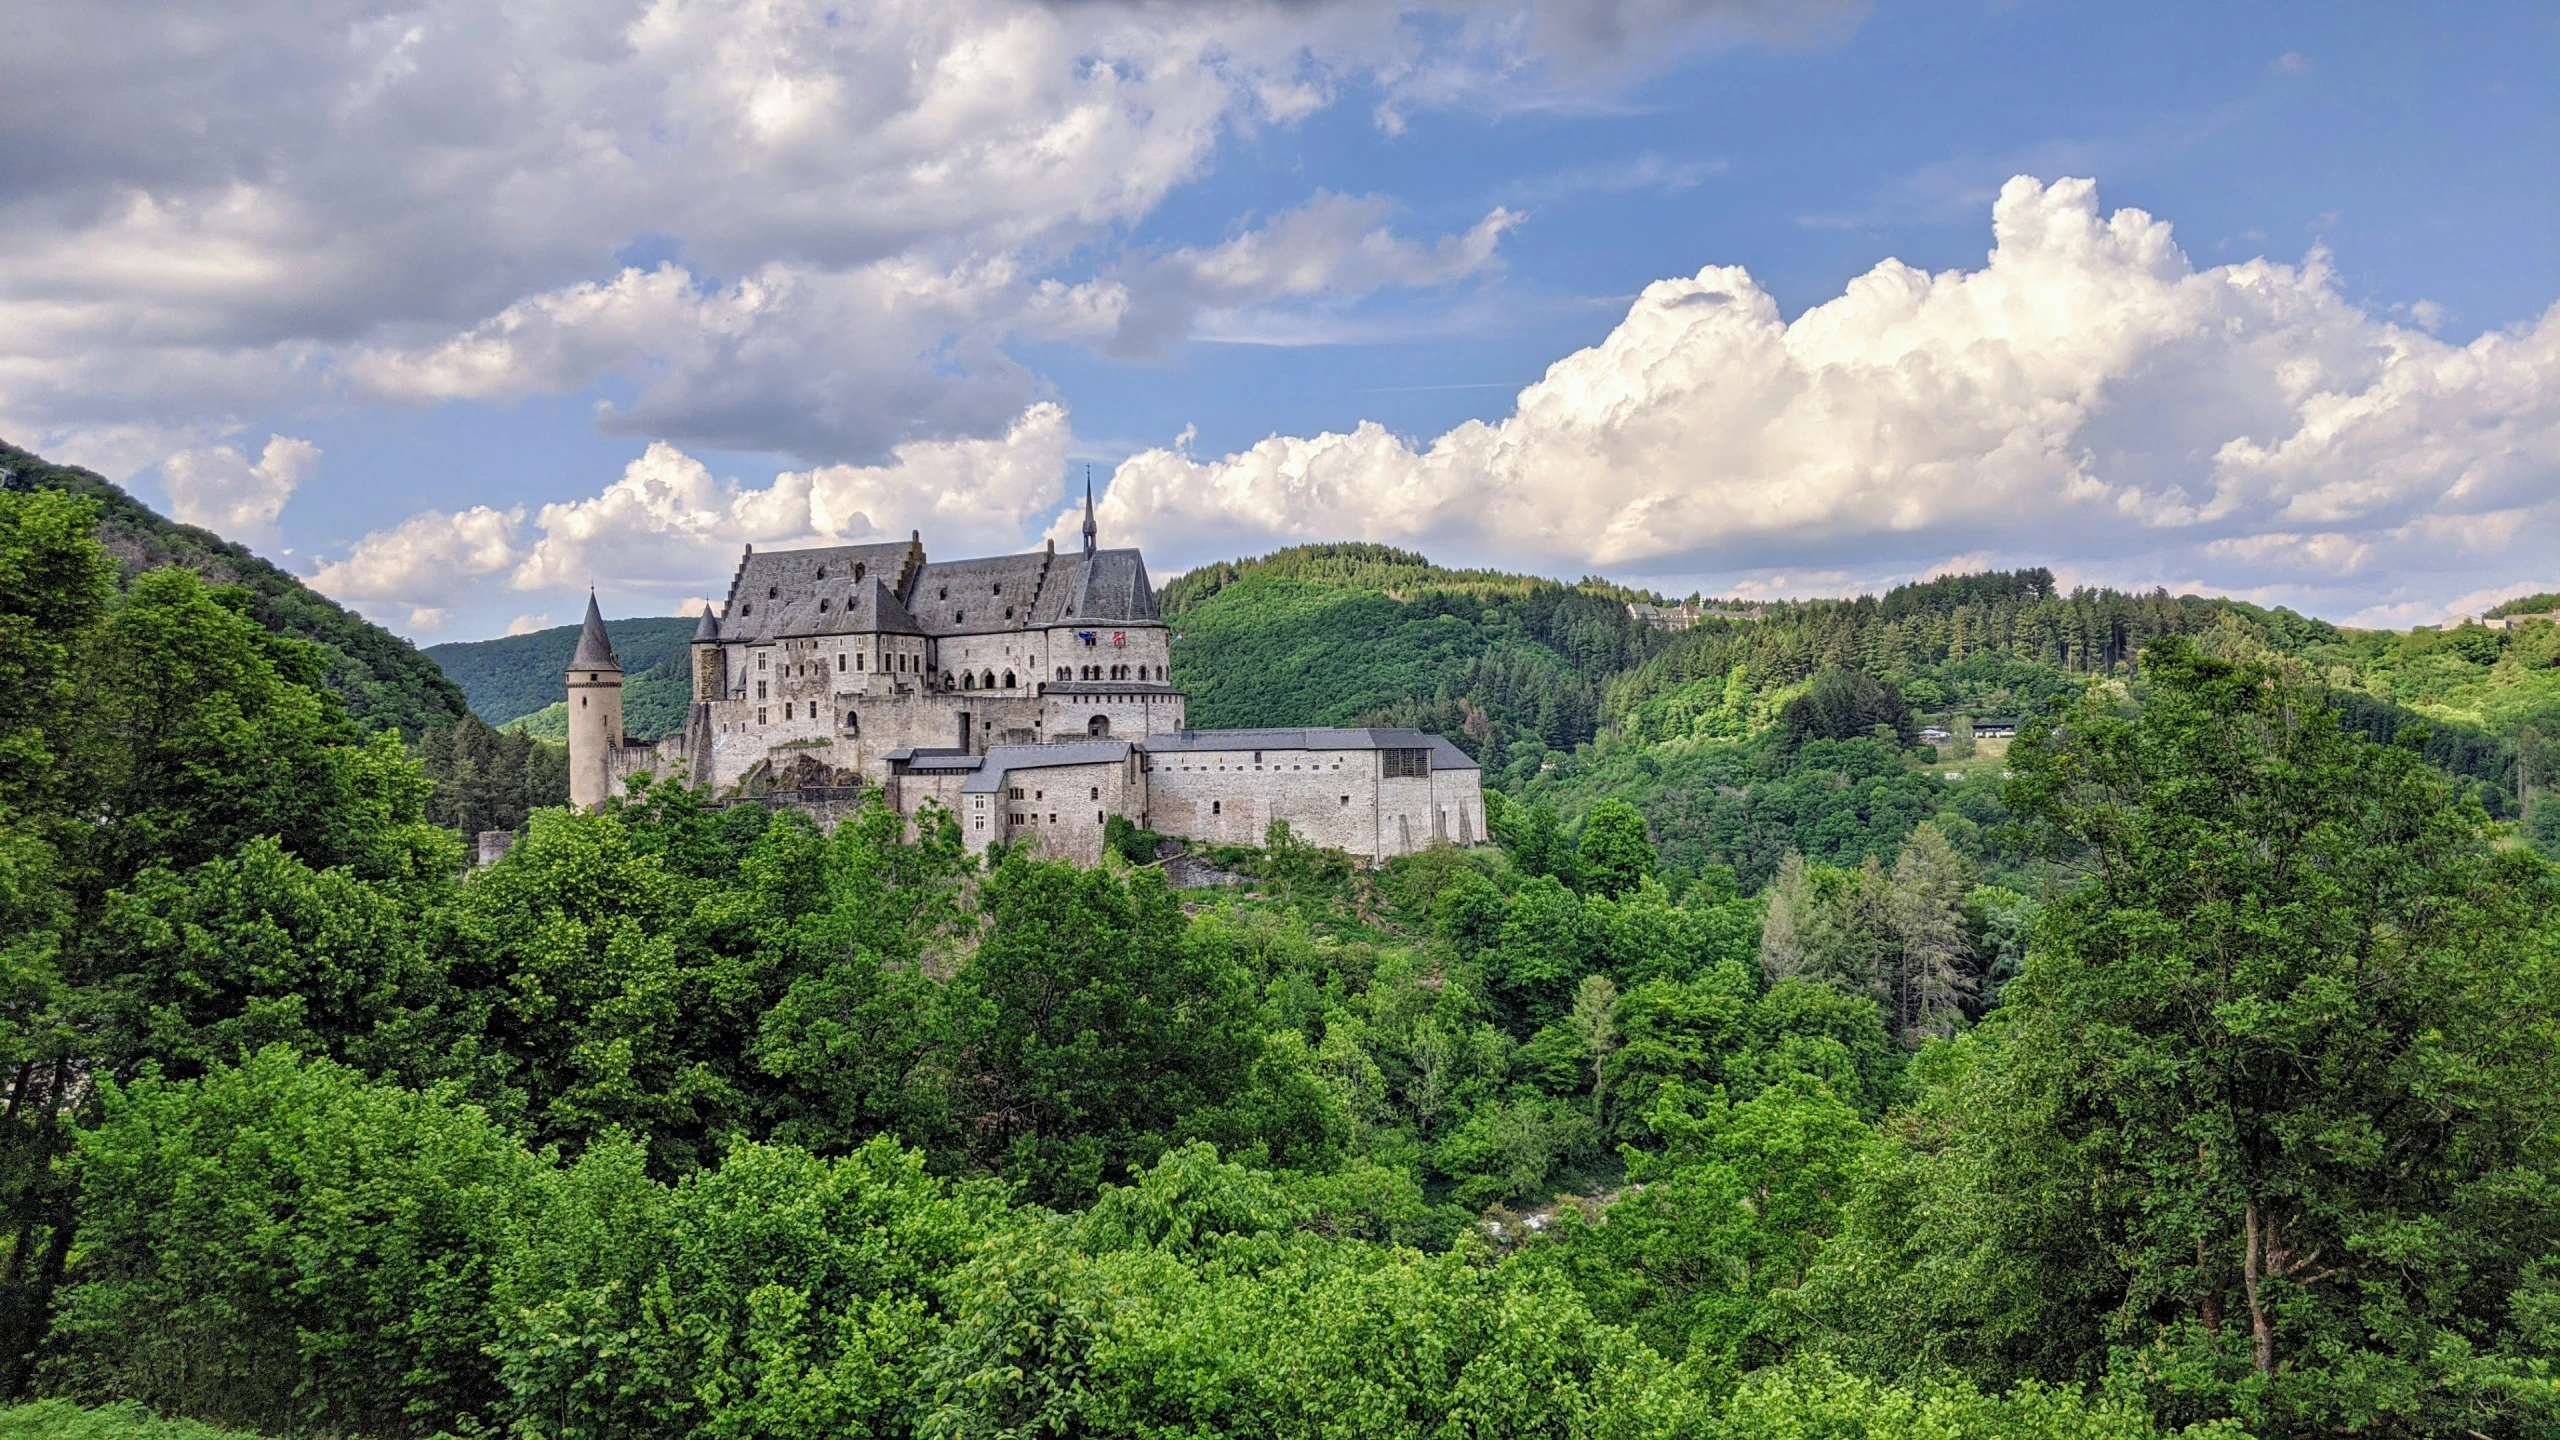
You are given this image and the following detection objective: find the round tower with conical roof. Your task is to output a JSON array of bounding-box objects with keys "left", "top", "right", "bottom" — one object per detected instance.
[
  {"left": 567, "top": 590, "right": 624, "bottom": 810},
  {"left": 689, "top": 601, "right": 725, "bottom": 703}
]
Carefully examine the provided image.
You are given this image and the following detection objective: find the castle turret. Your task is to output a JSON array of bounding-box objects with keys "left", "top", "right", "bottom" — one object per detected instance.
[
  {"left": 567, "top": 590, "right": 623, "bottom": 811},
  {"left": 689, "top": 601, "right": 725, "bottom": 703}
]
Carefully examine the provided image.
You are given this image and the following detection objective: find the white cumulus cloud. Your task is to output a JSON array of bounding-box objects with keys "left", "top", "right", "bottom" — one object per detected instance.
[
  {"left": 1088, "top": 176, "right": 2560, "bottom": 620},
  {"left": 156, "top": 434, "right": 321, "bottom": 543},
  {"left": 309, "top": 405, "right": 1072, "bottom": 623}
]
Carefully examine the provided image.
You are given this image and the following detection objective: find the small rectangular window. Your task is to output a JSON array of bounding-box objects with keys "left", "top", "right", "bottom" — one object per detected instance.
[
  {"left": 837, "top": 654, "right": 846, "bottom": 672},
  {"left": 1212, "top": 800, "right": 1221, "bottom": 815},
  {"left": 757, "top": 707, "right": 767, "bottom": 724}
]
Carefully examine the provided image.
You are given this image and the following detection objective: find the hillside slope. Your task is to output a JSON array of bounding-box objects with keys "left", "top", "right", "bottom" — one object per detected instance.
[
  {"left": 0, "top": 439, "right": 469, "bottom": 734},
  {"left": 1166, "top": 546, "right": 2558, "bottom": 879},
  {"left": 424, "top": 616, "right": 699, "bottom": 738}
]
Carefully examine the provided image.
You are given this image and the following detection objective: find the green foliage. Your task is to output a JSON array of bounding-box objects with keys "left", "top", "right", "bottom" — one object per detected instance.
[
  {"left": 423, "top": 615, "right": 699, "bottom": 735},
  {"left": 946, "top": 850, "right": 1259, "bottom": 1204},
  {"left": 1779, "top": 668, "right": 1919, "bottom": 753},
  {"left": 1804, "top": 638, "right": 2560, "bottom": 1435},
  {"left": 0, "top": 1400, "right": 264, "bottom": 1440},
  {"left": 0, "top": 440, "right": 468, "bottom": 735},
  {"left": 1577, "top": 798, "right": 1655, "bottom": 897},
  {"left": 415, "top": 714, "right": 569, "bottom": 833},
  {"left": 49, "top": 1050, "right": 547, "bottom": 1436}
]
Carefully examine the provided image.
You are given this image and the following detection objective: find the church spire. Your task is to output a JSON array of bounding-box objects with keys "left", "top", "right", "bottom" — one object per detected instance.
[{"left": 1081, "top": 465, "right": 1097, "bottom": 557}]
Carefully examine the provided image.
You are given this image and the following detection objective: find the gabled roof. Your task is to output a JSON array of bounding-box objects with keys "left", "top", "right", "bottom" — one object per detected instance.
[
  {"left": 1030, "top": 548, "right": 1159, "bottom": 626},
  {"left": 961, "top": 740, "right": 1134, "bottom": 793},
  {"left": 712, "top": 536, "right": 1162, "bottom": 643},
  {"left": 906, "top": 550, "right": 1059, "bottom": 636},
  {"left": 1141, "top": 728, "right": 1479, "bottom": 770},
  {"left": 719, "top": 540, "right": 920, "bottom": 644},
  {"left": 569, "top": 592, "right": 621, "bottom": 671}
]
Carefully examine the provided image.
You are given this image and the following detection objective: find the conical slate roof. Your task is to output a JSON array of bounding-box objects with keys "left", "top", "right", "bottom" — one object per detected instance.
[
  {"left": 692, "top": 604, "right": 721, "bottom": 643},
  {"left": 569, "top": 591, "right": 622, "bottom": 671}
]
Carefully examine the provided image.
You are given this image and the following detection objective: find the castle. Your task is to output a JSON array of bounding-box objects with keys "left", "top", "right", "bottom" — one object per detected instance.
[{"left": 566, "top": 491, "right": 1485, "bottom": 865}]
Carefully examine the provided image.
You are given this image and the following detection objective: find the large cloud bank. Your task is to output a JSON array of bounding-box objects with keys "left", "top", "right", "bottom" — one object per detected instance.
[
  {"left": 315, "top": 177, "right": 2558, "bottom": 631},
  {"left": 0, "top": 0, "right": 1821, "bottom": 477},
  {"left": 1091, "top": 177, "right": 2560, "bottom": 624}
]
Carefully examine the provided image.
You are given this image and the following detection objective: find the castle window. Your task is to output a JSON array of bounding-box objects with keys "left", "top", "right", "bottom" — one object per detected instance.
[
  {"left": 1035, "top": 789, "right": 1043, "bottom": 800},
  {"left": 815, "top": 566, "right": 825, "bottom": 578},
  {"left": 768, "top": 586, "right": 778, "bottom": 599},
  {"left": 1004, "top": 606, "right": 1013, "bottom": 620},
  {"left": 1003, "top": 670, "right": 1015, "bottom": 688},
  {"left": 759, "top": 654, "right": 767, "bottom": 670},
  {"left": 955, "top": 611, "right": 964, "bottom": 624},
  {"left": 1212, "top": 800, "right": 1221, "bottom": 815},
  {"left": 757, "top": 707, "right": 767, "bottom": 724},
  {"left": 1089, "top": 787, "right": 1099, "bottom": 800},
  {"left": 818, "top": 599, "right": 829, "bottom": 612},
  {"left": 837, "top": 654, "right": 845, "bottom": 672},
  {"left": 740, "top": 603, "right": 751, "bottom": 615},
  {"left": 992, "top": 583, "right": 1002, "bottom": 595},
  {"left": 963, "top": 673, "right": 975, "bottom": 691},
  {"left": 1087, "top": 715, "right": 1109, "bottom": 738},
  {"left": 938, "top": 586, "right": 948, "bottom": 600},
  {"left": 855, "top": 564, "right": 866, "bottom": 582},
  {"left": 757, "top": 681, "right": 767, "bottom": 699},
  {"left": 1057, "top": 667, "right": 1070, "bottom": 681},
  {"left": 1340, "top": 796, "right": 1349, "bottom": 805},
  {"left": 982, "top": 670, "right": 995, "bottom": 690}
]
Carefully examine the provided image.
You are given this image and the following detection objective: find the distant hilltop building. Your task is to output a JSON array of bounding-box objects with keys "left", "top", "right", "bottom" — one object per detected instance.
[
  {"left": 566, "top": 488, "right": 1484, "bottom": 864},
  {"left": 1625, "top": 600, "right": 1763, "bottom": 630}
]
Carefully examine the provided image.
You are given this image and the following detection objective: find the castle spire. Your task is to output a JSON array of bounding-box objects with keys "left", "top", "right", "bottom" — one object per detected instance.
[
  {"left": 570, "top": 588, "right": 621, "bottom": 671},
  {"left": 1081, "top": 465, "right": 1097, "bottom": 557}
]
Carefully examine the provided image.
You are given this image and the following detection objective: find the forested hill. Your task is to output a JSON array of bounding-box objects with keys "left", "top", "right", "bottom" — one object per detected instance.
[
  {"left": 1164, "top": 544, "right": 2558, "bottom": 880},
  {"left": 424, "top": 616, "right": 699, "bottom": 738},
  {"left": 0, "top": 439, "right": 468, "bottom": 735}
]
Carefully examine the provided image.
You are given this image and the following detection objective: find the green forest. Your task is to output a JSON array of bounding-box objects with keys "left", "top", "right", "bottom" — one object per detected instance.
[
  {"left": 424, "top": 617, "right": 699, "bottom": 740},
  {"left": 9, "top": 484, "right": 2560, "bottom": 1438}
]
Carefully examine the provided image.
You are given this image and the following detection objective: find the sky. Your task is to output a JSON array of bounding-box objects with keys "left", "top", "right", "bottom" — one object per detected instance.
[{"left": 4, "top": 0, "right": 2555, "bottom": 641}]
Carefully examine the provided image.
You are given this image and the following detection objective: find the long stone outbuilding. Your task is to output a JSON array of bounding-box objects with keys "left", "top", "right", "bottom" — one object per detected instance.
[{"left": 565, "top": 499, "right": 1485, "bottom": 865}]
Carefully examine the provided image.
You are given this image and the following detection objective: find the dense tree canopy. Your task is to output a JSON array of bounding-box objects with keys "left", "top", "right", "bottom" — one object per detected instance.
[{"left": 3, "top": 512, "right": 2557, "bottom": 1439}]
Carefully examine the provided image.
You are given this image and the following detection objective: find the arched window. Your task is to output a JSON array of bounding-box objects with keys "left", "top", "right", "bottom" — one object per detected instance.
[
  {"left": 1056, "top": 666, "right": 1071, "bottom": 681},
  {"left": 1003, "top": 670, "right": 1016, "bottom": 688},
  {"left": 768, "top": 586, "right": 778, "bottom": 599},
  {"left": 1087, "top": 715, "right": 1110, "bottom": 737},
  {"left": 843, "top": 710, "right": 859, "bottom": 734},
  {"left": 963, "top": 672, "right": 976, "bottom": 690},
  {"left": 982, "top": 670, "right": 996, "bottom": 690}
]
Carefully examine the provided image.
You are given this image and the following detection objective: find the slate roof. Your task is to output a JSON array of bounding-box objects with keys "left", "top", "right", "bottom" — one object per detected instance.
[
  {"left": 711, "top": 538, "right": 1161, "bottom": 643},
  {"left": 719, "top": 541, "right": 921, "bottom": 644},
  {"left": 961, "top": 741, "right": 1134, "bottom": 793},
  {"left": 1141, "top": 728, "right": 1479, "bottom": 770},
  {"left": 570, "top": 592, "right": 621, "bottom": 671},
  {"left": 907, "top": 550, "right": 1059, "bottom": 636}
]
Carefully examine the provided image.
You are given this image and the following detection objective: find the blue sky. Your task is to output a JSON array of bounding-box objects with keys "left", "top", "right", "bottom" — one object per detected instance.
[{"left": 5, "top": 0, "right": 2555, "bottom": 639}]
